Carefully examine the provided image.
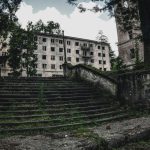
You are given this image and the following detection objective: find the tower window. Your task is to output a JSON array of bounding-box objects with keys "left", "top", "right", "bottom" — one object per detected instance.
[{"left": 130, "top": 48, "right": 135, "bottom": 59}]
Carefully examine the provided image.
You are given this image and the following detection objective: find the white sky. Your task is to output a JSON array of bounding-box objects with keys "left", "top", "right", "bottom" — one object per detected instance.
[{"left": 16, "top": 1, "right": 118, "bottom": 55}]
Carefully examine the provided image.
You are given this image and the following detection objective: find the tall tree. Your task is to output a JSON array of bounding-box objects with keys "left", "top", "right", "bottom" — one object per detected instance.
[
  {"left": 34, "top": 20, "right": 61, "bottom": 35},
  {"left": 8, "top": 22, "right": 38, "bottom": 77},
  {"left": 67, "top": 0, "right": 150, "bottom": 66},
  {"left": 8, "top": 25, "right": 24, "bottom": 76},
  {"left": 0, "top": 0, "right": 22, "bottom": 50},
  {"left": 23, "top": 22, "right": 38, "bottom": 77}
]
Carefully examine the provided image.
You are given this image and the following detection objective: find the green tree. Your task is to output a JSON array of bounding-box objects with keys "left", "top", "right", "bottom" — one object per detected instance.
[
  {"left": 34, "top": 20, "right": 61, "bottom": 34},
  {"left": 0, "top": 0, "right": 22, "bottom": 50},
  {"left": 23, "top": 22, "right": 38, "bottom": 77},
  {"left": 8, "top": 22, "right": 38, "bottom": 77},
  {"left": 111, "top": 56, "right": 126, "bottom": 71},
  {"left": 8, "top": 25, "right": 24, "bottom": 76}
]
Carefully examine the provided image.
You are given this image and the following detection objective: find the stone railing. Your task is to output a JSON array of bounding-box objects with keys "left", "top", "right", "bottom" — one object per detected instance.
[
  {"left": 117, "top": 69, "right": 150, "bottom": 108},
  {"left": 63, "top": 63, "right": 117, "bottom": 96}
]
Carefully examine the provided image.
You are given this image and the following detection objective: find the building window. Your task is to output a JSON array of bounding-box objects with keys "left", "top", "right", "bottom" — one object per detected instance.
[
  {"left": 67, "top": 41, "right": 71, "bottom": 45},
  {"left": 42, "top": 46, "right": 46, "bottom": 51},
  {"left": 103, "top": 53, "right": 105, "bottom": 57},
  {"left": 98, "top": 45, "right": 100, "bottom": 49},
  {"left": 51, "top": 55, "right": 55, "bottom": 60},
  {"left": 128, "top": 30, "right": 133, "bottom": 39},
  {"left": 76, "top": 50, "right": 79, "bottom": 54},
  {"left": 83, "top": 43, "right": 87, "bottom": 47},
  {"left": 103, "top": 61, "right": 106, "bottom": 64},
  {"left": 60, "top": 65, "right": 62, "bottom": 69},
  {"left": 130, "top": 48, "right": 135, "bottom": 59},
  {"left": 59, "top": 48, "right": 63, "bottom": 52},
  {"left": 22, "top": 63, "right": 26, "bottom": 68},
  {"left": 104, "top": 68, "right": 107, "bottom": 71},
  {"left": 51, "top": 39, "right": 54, "bottom": 43},
  {"left": 42, "top": 64, "right": 47, "bottom": 69},
  {"left": 98, "top": 53, "right": 101, "bottom": 57},
  {"left": 2, "top": 52, "right": 7, "bottom": 56},
  {"left": 42, "top": 55, "right": 46, "bottom": 60},
  {"left": 51, "top": 64, "right": 55, "bottom": 69},
  {"left": 91, "top": 59, "right": 94, "bottom": 63},
  {"left": 51, "top": 47, "right": 55, "bottom": 52},
  {"left": 34, "top": 54, "right": 38, "bottom": 60},
  {"left": 59, "top": 56, "right": 63, "bottom": 61},
  {"left": 99, "top": 60, "right": 102, "bottom": 64},
  {"left": 59, "top": 40, "right": 63, "bottom": 44},
  {"left": 90, "top": 52, "right": 93, "bottom": 55},
  {"left": 67, "top": 57, "right": 71, "bottom": 61},
  {"left": 67, "top": 49, "right": 71, "bottom": 53},
  {"left": 90, "top": 44, "right": 93, "bottom": 47},
  {"left": 75, "top": 42, "right": 79, "bottom": 46},
  {"left": 99, "top": 68, "right": 102, "bottom": 71},
  {"left": 43, "top": 38, "right": 47, "bottom": 42},
  {"left": 34, "top": 64, "right": 38, "bottom": 68},
  {"left": 102, "top": 46, "right": 105, "bottom": 50},
  {"left": 76, "top": 58, "right": 79, "bottom": 62}
]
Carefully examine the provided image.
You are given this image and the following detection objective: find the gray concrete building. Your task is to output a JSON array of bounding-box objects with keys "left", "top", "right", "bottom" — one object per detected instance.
[{"left": 0, "top": 33, "right": 111, "bottom": 77}]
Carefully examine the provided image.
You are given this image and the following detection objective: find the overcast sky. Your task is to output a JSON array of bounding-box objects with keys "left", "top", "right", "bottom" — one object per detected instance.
[{"left": 16, "top": 0, "right": 118, "bottom": 55}]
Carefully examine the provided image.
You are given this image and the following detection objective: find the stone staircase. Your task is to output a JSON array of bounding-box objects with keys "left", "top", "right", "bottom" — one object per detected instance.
[{"left": 0, "top": 77, "right": 128, "bottom": 135}]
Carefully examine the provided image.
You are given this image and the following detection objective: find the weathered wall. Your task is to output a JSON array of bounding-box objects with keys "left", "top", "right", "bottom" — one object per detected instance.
[
  {"left": 117, "top": 70, "right": 150, "bottom": 108},
  {"left": 65, "top": 64, "right": 117, "bottom": 96}
]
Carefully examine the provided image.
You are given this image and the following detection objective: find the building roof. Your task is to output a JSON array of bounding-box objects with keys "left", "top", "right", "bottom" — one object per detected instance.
[{"left": 37, "top": 33, "right": 109, "bottom": 46}]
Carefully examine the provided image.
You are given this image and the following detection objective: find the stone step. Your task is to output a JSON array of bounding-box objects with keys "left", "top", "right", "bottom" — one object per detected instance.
[
  {"left": 0, "top": 114, "right": 128, "bottom": 135},
  {"left": 0, "top": 87, "right": 92, "bottom": 91},
  {"left": 0, "top": 100, "right": 110, "bottom": 107},
  {"left": 0, "top": 107, "right": 116, "bottom": 120},
  {"left": 0, "top": 110, "right": 125, "bottom": 128},
  {"left": 0, "top": 103, "right": 110, "bottom": 111},
  {"left": 0, "top": 106, "right": 118, "bottom": 116},
  {"left": 0, "top": 92, "right": 97, "bottom": 97}
]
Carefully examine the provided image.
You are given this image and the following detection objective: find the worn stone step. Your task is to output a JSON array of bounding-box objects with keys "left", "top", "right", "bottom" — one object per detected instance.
[
  {"left": 0, "top": 103, "right": 110, "bottom": 111},
  {"left": 0, "top": 106, "right": 118, "bottom": 116},
  {"left": 0, "top": 114, "right": 128, "bottom": 135},
  {"left": 0, "top": 100, "right": 109, "bottom": 107},
  {"left": 0, "top": 110, "right": 125, "bottom": 128},
  {"left": 0, "top": 107, "right": 116, "bottom": 120}
]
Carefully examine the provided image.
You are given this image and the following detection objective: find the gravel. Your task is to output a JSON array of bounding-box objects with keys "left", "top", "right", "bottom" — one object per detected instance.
[{"left": 0, "top": 116, "right": 150, "bottom": 150}]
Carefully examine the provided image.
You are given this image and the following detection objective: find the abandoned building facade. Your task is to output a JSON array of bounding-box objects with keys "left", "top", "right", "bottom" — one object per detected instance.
[{"left": 0, "top": 34, "right": 111, "bottom": 77}]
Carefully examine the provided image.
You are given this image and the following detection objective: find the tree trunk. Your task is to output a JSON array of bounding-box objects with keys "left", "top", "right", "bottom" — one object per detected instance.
[{"left": 138, "top": 0, "right": 150, "bottom": 66}]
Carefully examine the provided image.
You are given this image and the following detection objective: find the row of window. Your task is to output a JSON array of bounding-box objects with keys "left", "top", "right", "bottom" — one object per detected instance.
[
  {"left": 41, "top": 46, "right": 106, "bottom": 57},
  {"left": 39, "top": 64, "right": 63, "bottom": 69},
  {"left": 41, "top": 37, "right": 106, "bottom": 49},
  {"left": 41, "top": 55, "right": 106, "bottom": 64}
]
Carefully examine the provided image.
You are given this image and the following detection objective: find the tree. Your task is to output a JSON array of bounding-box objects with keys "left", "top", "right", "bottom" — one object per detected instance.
[
  {"left": 0, "top": 0, "right": 22, "bottom": 50},
  {"left": 8, "top": 25, "right": 24, "bottom": 76},
  {"left": 67, "top": 0, "right": 150, "bottom": 66},
  {"left": 34, "top": 20, "right": 61, "bottom": 34},
  {"left": 8, "top": 22, "right": 38, "bottom": 77},
  {"left": 111, "top": 56, "right": 126, "bottom": 71},
  {"left": 23, "top": 22, "right": 38, "bottom": 77}
]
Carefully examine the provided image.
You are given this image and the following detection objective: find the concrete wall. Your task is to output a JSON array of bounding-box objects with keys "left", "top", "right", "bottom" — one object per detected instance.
[
  {"left": 117, "top": 70, "right": 150, "bottom": 108},
  {"left": 65, "top": 64, "right": 117, "bottom": 96}
]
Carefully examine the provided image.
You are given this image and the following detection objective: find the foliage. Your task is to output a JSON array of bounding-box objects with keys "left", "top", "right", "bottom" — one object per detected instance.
[
  {"left": 109, "top": 47, "right": 117, "bottom": 70},
  {"left": 22, "top": 22, "right": 38, "bottom": 77},
  {"left": 0, "top": 0, "right": 22, "bottom": 50},
  {"left": 8, "top": 22, "right": 38, "bottom": 77},
  {"left": 111, "top": 56, "right": 126, "bottom": 71},
  {"left": 34, "top": 19, "right": 61, "bottom": 34},
  {"left": 8, "top": 25, "right": 24, "bottom": 76}
]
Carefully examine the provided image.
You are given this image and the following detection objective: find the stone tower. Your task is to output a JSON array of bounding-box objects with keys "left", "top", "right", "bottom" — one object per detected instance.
[{"left": 115, "top": 0, "right": 144, "bottom": 67}]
